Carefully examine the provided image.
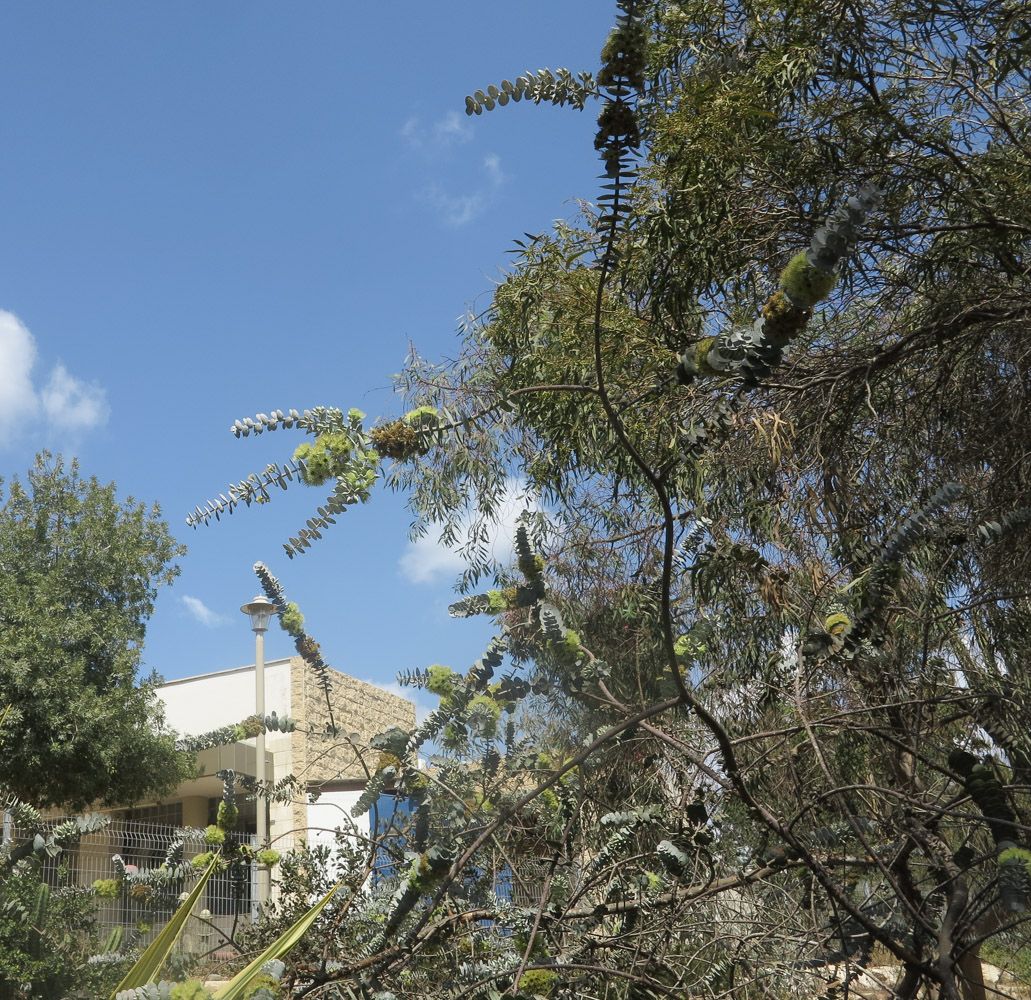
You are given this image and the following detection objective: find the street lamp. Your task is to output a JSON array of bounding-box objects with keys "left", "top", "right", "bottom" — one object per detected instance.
[{"left": 241, "top": 594, "right": 274, "bottom": 908}]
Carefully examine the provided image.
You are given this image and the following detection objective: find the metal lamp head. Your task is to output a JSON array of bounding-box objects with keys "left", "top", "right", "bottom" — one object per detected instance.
[{"left": 240, "top": 595, "right": 274, "bottom": 633}]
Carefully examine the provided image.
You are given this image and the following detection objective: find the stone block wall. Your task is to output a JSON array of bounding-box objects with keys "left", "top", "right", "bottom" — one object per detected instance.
[{"left": 287, "top": 657, "right": 416, "bottom": 838}]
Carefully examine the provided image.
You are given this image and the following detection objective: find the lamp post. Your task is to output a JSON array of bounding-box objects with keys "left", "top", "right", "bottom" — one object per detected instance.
[{"left": 240, "top": 594, "right": 274, "bottom": 907}]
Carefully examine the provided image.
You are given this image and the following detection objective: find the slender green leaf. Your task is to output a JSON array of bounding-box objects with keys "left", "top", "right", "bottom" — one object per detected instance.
[
  {"left": 110, "top": 854, "right": 220, "bottom": 998},
  {"left": 212, "top": 880, "right": 344, "bottom": 999}
]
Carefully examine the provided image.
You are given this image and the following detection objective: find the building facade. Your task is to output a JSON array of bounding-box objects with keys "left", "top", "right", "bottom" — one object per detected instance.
[
  {"left": 16, "top": 658, "right": 415, "bottom": 947},
  {"left": 156, "top": 656, "right": 416, "bottom": 855}
]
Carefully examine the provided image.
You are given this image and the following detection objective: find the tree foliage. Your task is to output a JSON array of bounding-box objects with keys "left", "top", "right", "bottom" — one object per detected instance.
[
  {"left": 0, "top": 862, "right": 121, "bottom": 1000},
  {"left": 0, "top": 453, "right": 189, "bottom": 810},
  {"left": 189, "top": 2, "right": 1031, "bottom": 998}
]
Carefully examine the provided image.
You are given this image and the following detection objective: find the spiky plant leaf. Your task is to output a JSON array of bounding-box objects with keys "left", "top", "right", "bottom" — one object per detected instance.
[
  {"left": 212, "top": 884, "right": 341, "bottom": 999},
  {"left": 110, "top": 854, "right": 220, "bottom": 997}
]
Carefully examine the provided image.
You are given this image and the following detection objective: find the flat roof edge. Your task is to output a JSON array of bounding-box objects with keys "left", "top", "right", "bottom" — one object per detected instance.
[{"left": 158, "top": 658, "right": 294, "bottom": 688}]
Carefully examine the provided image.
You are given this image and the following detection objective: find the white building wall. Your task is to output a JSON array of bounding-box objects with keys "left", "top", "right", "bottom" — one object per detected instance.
[
  {"left": 159, "top": 661, "right": 296, "bottom": 846},
  {"left": 155, "top": 661, "right": 401, "bottom": 859},
  {"left": 158, "top": 660, "right": 292, "bottom": 738},
  {"left": 307, "top": 790, "right": 369, "bottom": 876}
]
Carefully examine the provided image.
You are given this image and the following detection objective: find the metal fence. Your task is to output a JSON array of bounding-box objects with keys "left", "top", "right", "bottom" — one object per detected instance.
[
  {"left": 6, "top": 815, "right": 561, "bottom": 956},
  {"left": 8, "top": 818, "right": 258, "bottom": 955}
]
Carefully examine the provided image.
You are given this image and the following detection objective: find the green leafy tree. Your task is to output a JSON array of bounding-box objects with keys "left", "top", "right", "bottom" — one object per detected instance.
[
  {"left": 0, "top": 452, "right": 190, "bottom": 810},
  {"left": 189, "top": 2, "right": 1031, "bottom": 999}
]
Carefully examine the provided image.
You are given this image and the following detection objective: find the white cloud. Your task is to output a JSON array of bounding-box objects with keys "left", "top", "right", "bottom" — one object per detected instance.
[
  {"left": 399, "top": 109, "right": 504, "bottom": 227},
  {"left": 483, "top": 152, "right": 505, "bottom": 187},
  {"left": 0, "top": 309, "right": 109, "bottom": 444},
  {"left": 426, "top": 186, "right": 486, "bottom": 228},
  {"left": 181, "top": 595, "right": 231, "bottom": 628},
  {"left": 399, "top": 116, "right": 421, "bottom": 146},
  {"left": 434, "top": 110, "right": 473, "bottom": 145},
  {"left": 0, "top": 311, "right": 40, "bottom": 442},
  {"left": 399, "top": 531, "right": 467, "bottom": 584},
  {"left": 41, "top": 364, "right": 109, "bottom": 431},
  {"left": 425, "top": 155, "right": 506, "bottom": 228},
  {"left": 401, "top": 110, "right": 473, "bottom": 150},
  {"left": 398, "top": 479, "right": 549, "bottom": 584}
]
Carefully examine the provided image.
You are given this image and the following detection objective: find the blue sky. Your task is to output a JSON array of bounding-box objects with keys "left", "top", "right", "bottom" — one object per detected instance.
[{"left": 0, "top": 3, "right": 615, "bottom": 726}]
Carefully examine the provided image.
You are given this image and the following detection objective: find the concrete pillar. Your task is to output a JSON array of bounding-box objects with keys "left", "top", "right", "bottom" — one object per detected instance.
[{"left": 181, "top": 796, "right": 209, "bottom": 832}]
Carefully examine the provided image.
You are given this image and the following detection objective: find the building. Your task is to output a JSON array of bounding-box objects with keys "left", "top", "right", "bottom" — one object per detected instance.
[
  {"left": 155, "top": 655, "right": 415, "bottom": 857},
  {"left": 19, "top": 657, "right": 415, "bottom": 945}
]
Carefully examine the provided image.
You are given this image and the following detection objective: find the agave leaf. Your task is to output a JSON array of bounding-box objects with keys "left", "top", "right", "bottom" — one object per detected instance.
[
  {"left": 110, "top": 854, "right": 220, "bottom": 998},
  {"left": 211, "top": 880, "right": 344, "bottom": 999}
]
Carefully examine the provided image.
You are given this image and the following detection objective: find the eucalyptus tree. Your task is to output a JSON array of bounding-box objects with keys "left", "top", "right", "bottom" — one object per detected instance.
[{"left": 190, "top": 2, "right": 1031, "bottom": 999}]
